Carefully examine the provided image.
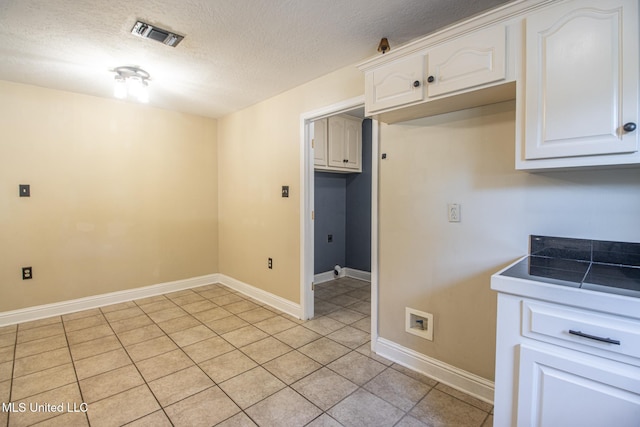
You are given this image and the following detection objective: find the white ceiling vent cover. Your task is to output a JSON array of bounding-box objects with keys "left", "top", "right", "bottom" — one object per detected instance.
[{"left": 131, "top": 21, "right": 184, "bottom": 47}]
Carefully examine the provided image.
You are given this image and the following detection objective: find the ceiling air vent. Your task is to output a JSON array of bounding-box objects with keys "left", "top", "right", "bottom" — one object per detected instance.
[{"left": 131, "top": 21, "right": 184, "bottom": 47}]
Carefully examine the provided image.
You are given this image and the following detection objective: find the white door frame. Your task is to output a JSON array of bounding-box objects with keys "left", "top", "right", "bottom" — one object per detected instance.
[{"left": 299, "top": 95, "right": 380, "bottom": 348}]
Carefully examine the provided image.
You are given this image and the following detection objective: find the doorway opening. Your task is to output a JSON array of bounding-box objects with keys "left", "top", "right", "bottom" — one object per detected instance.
[{"left": 300, "top": 95, "right": 379, "bottom": 347}]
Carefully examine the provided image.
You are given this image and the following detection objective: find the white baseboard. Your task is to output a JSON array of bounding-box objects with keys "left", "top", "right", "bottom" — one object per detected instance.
[
  {"left": 314, "top": 271, "right": 336, "bottom": 284},
  {"left": 314, "top": 268, "right": 371, "bottom": 284},
  {"left": 345, "top": 268, "right": 371, "bottom": 282},
  {"left": 0, "top": 273, "right": 220, "bottom": 327},
  {"left": 217, "top": 274, "right": 302, "bottom": 319},
  {"left": 375, "top": 337, "right": 495, "bottom": 404}
]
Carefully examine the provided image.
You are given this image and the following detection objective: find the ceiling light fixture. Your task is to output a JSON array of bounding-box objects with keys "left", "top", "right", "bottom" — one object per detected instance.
[{"left": 112, "top": 66, "right": 151, "bottom": 103}]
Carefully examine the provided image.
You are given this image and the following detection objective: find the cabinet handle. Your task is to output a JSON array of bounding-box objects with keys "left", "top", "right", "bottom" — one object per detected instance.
[
  {"left": 427, "top": 75, "right": 435, "bottom": 83},
  {"left": 413, "top": 80, "right": 421, "bottom": 88},
  {"left": 623, "top": 122, "right": 637, "bottom": 132},
  {"left": 569, "top": 330, "right": 620, "bottom": 345}
]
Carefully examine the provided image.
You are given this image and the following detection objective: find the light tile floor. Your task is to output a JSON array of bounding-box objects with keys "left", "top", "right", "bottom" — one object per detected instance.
[{"left": 0, "top": 277, "right": 493, "bottom": 426}]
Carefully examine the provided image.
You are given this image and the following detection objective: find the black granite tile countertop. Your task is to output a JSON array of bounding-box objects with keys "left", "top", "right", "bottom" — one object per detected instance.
[{"left": 500, "top": 235, "right": 640, "bottom": 298}]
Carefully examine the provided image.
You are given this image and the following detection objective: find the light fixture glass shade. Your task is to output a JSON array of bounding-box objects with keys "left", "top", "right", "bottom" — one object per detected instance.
[
  {"left": 112, "top": 66, "right": 150, "bottom": 103},
  {"left": 114, "top": 76, "right": 127, "bottom": 99}
]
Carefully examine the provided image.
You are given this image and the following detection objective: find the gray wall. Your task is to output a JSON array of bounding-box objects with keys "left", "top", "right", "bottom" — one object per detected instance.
[
  {"left": 314, "top": 172, "right": 347, "bottom": 273},
  {"left": 314, "top": 119, "right": 372, "bottom": 275},
  {"left": 346, "top": 119, "right": 372, "bottom": 271}
]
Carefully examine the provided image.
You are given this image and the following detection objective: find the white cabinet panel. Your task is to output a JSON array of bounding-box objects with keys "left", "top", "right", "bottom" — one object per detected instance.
[
  {"left": 327, "top": 117, "right": 346, "bottom": 168},
  {"left": 315, "top": 115, "right": 362, "bottom": 173},
  {"left": 313, "top": 118, "right": 327, "bottom": 167},
  {"left": 523, "top": 0, "right": 638, "bottom": 161},
  {"left": 364, "top": 54, "right": 425, "bottom": 115},
  {"left": 517, "top": 345, "right": 640, "bottom": 427},
  {"left": 427, "top": 25, "right": 506, "bottom": 98}
]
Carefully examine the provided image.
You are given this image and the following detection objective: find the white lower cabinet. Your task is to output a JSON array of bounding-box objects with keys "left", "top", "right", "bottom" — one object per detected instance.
[
  {"left": 493, "top": 292, "right": 640, "bottom": 427},
  {"left": 517, "top": 344, "right": 640, "bottom": 427}
]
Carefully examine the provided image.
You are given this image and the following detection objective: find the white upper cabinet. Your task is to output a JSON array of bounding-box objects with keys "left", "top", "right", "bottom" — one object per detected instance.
[
  {"left": 362, "top": 24, "right": 514, "bottom": 122},
  {"left": 365, "top": 55, "right": 425, "bottom": 115},
  {"left": 519, "top": 0, "right": 639, "bottom": 168},
  {"left": 313, "top": 118, "right": 328, "bottom": 167},
  {"left": 315, "top": 115, "right": 362, "bottom": 173},
  {"left": 426, "top": 25, "right": 506, "bottom": 98}
]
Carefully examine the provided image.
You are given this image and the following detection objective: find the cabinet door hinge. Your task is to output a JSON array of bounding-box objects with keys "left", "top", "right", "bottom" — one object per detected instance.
[
  {"left": 311, "top": 138, "right": 315, "bottom": 149},
  {"left": 312, "top": 282, "right": 315, "bottom": 291},
  {"left": 311, "top": 210, "right": 314, "bottom": 220}
]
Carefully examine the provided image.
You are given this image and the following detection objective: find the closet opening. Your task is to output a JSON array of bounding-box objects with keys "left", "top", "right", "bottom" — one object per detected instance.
[{"left": 300, "top": 96, "right": 380, "bottom": 347}]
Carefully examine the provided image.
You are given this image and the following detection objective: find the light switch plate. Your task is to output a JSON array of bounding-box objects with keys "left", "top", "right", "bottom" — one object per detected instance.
[{"left": 19, "top": 184, "right": 30, "bottom": 197}]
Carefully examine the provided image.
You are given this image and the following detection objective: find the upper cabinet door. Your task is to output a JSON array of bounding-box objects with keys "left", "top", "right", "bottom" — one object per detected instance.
[
  {"left": 524, "top": 0, "right": 639, "bottom": 160},
  {"left": 327, "top": 116, "right": 347, "bottom": 168},
  {"left": 365, "top": 55, "right": 425, "bottom": 115},
  {"left": 343, "top": 118, "right": 362, "bottom": 170},
  {"left": 427, "top": 25, "right": 506, "bottom": 98},
  {"left": 313, "top": 118, "right": 328, "bottom": 167}
]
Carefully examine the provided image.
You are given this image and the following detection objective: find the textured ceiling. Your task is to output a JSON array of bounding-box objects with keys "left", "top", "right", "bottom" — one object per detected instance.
[{"left": 0, "top": 0, "right": 512, "bottom": 118}]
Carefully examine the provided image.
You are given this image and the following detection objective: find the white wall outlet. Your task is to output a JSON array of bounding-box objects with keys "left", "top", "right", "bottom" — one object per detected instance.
[
  {"left": 447, "top": 203, "right": 461, "bottom": 222},
  {"left": 405, "top": 307, "right": 434, "bottom": 341}
]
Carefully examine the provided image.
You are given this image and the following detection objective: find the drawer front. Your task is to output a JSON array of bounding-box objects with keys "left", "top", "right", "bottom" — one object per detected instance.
[{"left": 522, "top": 300, "right": 640, "bottom": 362}]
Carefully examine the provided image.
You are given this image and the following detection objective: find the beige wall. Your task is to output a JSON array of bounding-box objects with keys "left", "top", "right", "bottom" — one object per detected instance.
[
  {"left": 378, "top": 101, "right": 640, "bottom": 380},
  {"left": 0, "top": 81, "right": 218, "bottom": 312},
  {"left": 217, "top": 65, "right": 363, "bottom": 302}
]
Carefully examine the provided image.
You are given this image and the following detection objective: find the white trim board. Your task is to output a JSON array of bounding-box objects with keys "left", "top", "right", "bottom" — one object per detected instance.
[
  {"left": 375, "top": 337, "right": 495, "bottom": 404},
  {"left": 314, "top": 268, "right": 372, "bottom": 284},
  {"left": 0, "top": 273, "right": 303, "bottom": 327},
  {"left": 0, "top": 273, "right": 220, "bottom": 327},
  {"left": 217, "top": 274, "right": 302, "bottom": 319}
]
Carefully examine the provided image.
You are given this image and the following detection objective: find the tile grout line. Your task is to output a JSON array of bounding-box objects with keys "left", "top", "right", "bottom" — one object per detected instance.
[
  {"left": 99, "top": 302, "right": 175, "bottom": 426},
  {"left": 59, "top": 314, "right": 93, "bottom": 426}
]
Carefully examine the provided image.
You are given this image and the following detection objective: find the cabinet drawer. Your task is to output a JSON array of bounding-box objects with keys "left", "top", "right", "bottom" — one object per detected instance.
[{"left": 522, "top": 300, "right": 640, "bottom": 362}]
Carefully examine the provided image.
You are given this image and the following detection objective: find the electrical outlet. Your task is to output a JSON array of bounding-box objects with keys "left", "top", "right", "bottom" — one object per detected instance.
[
  {"left": 22, "top": 267, "right": 32, "bottom": 280},
  {"left": 281, "top": 186, "right": 289, "bottom": 198},
  {"left": 327, "top": 234, "right": 333, "bottom": 243},
  {"left": 19, "top": 184, "right": 30, "bottom": 197},
  {"left": 268, "top": 258, "right": 273, "bottom": 269},
  {"left": 448, "top": 203, "right": 461, "bottom": 222}
]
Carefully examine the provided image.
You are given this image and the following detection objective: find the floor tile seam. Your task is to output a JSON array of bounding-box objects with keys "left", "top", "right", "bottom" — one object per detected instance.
[
  {"left": 431, "top": 384, "right": 493, "bottom": 413},
  {"left": 229, "top": 381, "right": 317, "bottom": 417},
  {"left": 102, "top": 311, "right": 150, "bottom": 324},
  {"left": 480, "top": 411, "right": 492, "bottom": 427},
  {"left": 12, "top": 340, "right": 68, "bottom": 361},
  {"left": 11, "top": 371, "right": 79, "bottom": 403},
  {"left": 12, "top": 355, "right": 74, "bottom": 381},
  {"left": 270, "top": 329, "right": 324, "bottom": 350},
  {"left": 234, "top": 341, "right": 290, "bottom": 366},
  {"left": 360, "top": 367, "right": 435, "bottom": 415},
  {"left": 143, "top": 374, "right": 214, "bottom": 412},
  {"left": 58, "top": 319, "right": 91, "bottom": 426},
  {"left": 321, "top": 349, "right": 385, "bottom": 387},
  {"left": 5, "top": 329, "right": 18, "bottom": 405},
  {"left": 100, "top": 317, "right": 174, "bottom": 425},
  {"left": 14, "top": 328, "right": 65, "bottom": 346}
]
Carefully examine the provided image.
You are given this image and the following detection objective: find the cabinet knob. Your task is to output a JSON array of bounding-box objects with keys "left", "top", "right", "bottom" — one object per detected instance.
[
  {"left": 413, "top": 80, "right": 421, "bottom": 88},
  {"left": 623, "top": 122, "right": 637, "bottom": 132},
  {"left": 427, "top": 75, "right": 435, "bottom": 83}
]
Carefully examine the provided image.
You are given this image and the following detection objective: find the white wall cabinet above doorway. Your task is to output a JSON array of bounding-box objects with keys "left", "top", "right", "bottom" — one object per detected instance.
[{"left": 314, "top": 115, "right": 362, "bottom": 173}]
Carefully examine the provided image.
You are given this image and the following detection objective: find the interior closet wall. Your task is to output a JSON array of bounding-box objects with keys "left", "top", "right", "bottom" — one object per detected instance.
[{"left": 314, "top": 119, "right": 372, "bottom": 275}]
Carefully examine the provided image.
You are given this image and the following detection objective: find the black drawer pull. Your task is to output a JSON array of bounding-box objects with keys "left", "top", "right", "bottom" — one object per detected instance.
[{"left": 569, "top": 330, "right": 620, "bottom": 345}]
